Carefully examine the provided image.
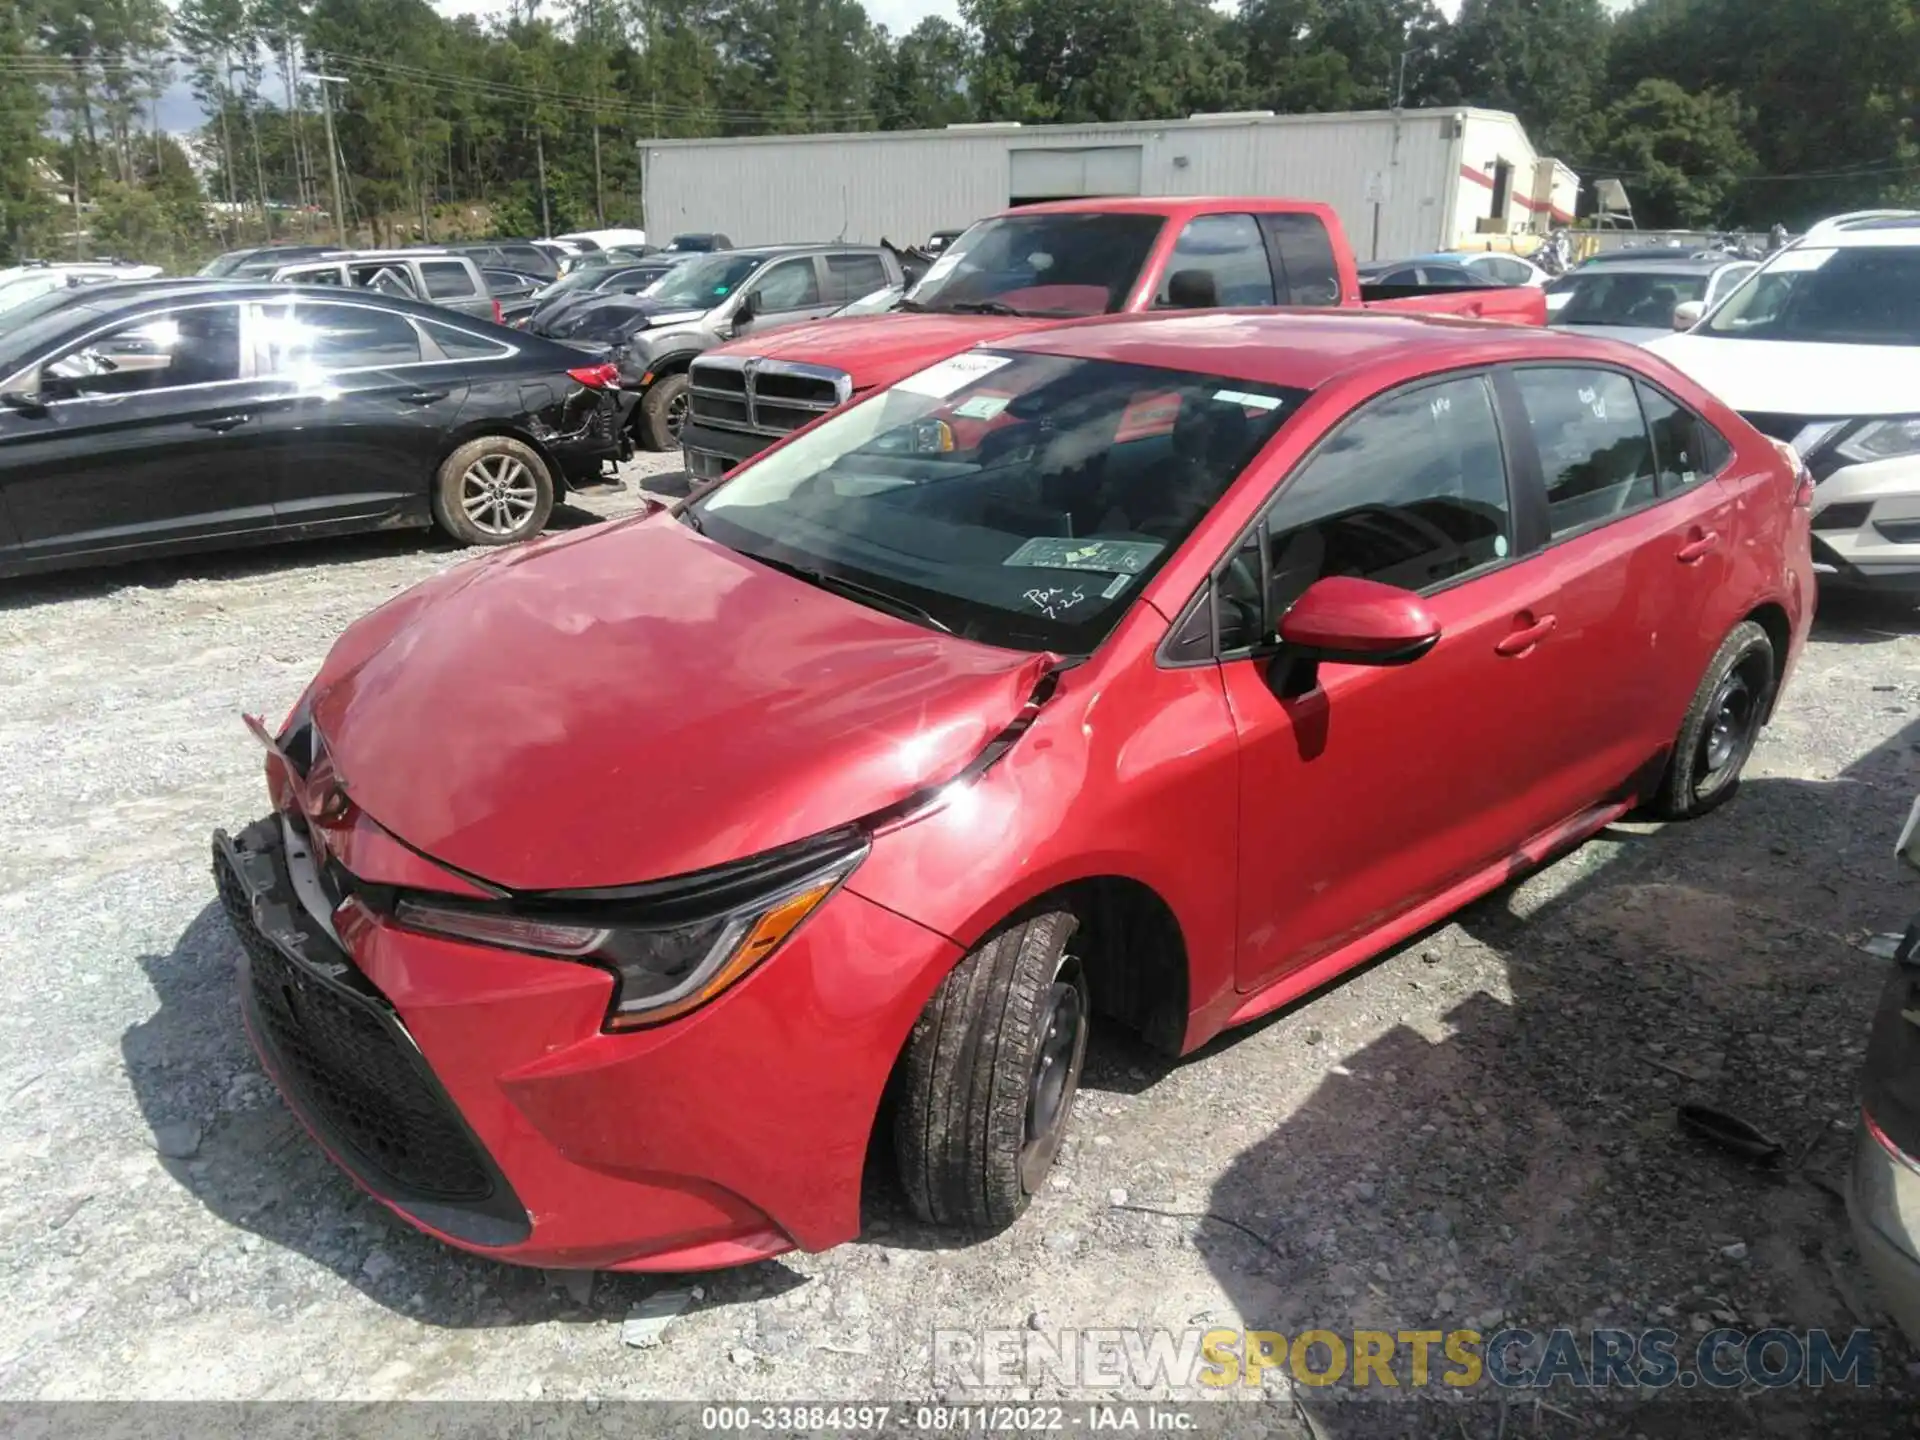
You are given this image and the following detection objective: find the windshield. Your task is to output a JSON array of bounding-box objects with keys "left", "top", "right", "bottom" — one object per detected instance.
[
  {"left": 645, "top": 253, "right": 762, "bottom": 310},
  {"left": 1704, "top": 246, "right": 1920, "bottom": 345},
  {"left": 1551, "top": 270, "right": 1707, "bottom": 328},
  {"left": 904, "top": 213, "right": 1165, "bottom": 318},
  {"left": 199, "top": 252, "right": 249, "bottom": 277},
  {"left": 691, "top": 350, "right": 1304, "bottom": 652}
]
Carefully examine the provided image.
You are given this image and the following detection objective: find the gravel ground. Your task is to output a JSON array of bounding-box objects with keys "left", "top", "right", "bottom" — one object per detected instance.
[{"left": 2, "top": 463, "right": 1919, "bottom": 1431}]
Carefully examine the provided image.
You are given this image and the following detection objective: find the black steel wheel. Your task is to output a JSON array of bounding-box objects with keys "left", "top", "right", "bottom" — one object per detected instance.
[
  {"left": 1653, "top": 620, "right": 1776, "bottom": 819},
  {"left": 894, "top": 910, "right": 1087, "bottom": 1232}
]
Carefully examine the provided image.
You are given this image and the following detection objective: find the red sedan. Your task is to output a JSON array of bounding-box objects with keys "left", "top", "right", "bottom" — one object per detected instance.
[{"left": 214, "top": 310, "right": 1814, "bottom": 1271}]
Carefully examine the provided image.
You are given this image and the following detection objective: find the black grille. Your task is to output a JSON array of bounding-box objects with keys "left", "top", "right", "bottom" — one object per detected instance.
[
  {"left": 754, "top": 370, "right": 839, "bottom": 406},
  {"left": 697, "top": 365, "right": 746, "bottom": 394},
  {"left": 759, "top": 401, "right": 832, "bottom": 431},
  {"left": 215, "top": 849, "right": 491, "bottom": 1203},
  {"left": 1814, "top": 502, "right": 1872, "bottom": 532},
  {"left": 690, "top": 392, "right": 751, "bottom": 427}
]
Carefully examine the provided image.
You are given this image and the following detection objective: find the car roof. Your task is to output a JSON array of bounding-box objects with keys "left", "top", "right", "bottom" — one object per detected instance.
[{"left": 996, "top": 309, "right": 1652, "bottom": 392}]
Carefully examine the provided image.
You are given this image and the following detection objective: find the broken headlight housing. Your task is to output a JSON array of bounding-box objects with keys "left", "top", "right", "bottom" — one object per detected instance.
[{"left": 392, "top": 829, "right": 868, "bottom": 1029}]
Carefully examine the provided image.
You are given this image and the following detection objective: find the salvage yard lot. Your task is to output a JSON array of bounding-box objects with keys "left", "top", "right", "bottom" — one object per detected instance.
[{"left": 1, "top": 455, "right": 1918, "bottom": 1423}]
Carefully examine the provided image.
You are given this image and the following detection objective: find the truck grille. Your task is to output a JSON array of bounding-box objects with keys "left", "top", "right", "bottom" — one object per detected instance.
[{"left": 689, "top": 355, "right": 851, "bottom": 440}]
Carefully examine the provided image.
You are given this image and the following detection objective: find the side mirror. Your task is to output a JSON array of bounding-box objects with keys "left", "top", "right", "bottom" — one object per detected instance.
[
  {"left": 1673, "top": 300, "right": 1705, "bottom": 331},
  {"left": 1271, "top": 576, "right": 1440, "bottom": 697},
  {"left": 733, "top": 290, "right": 759, "bottom": 326},
  {"left": 1164, "top": 268, "right": 1219, "bottom": 310},
  {"left": 0, "top": 389, "right": 47, "bottom": 418}
]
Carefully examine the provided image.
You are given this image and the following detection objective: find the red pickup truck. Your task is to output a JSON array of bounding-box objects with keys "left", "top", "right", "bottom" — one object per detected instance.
[{"left": 679, "top": 195, "right": 1547, "bottom": 478}]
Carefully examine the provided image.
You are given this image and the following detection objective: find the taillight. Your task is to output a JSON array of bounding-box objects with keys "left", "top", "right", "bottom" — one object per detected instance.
[
  {"left": 492, "top": 298, "right": 503, "bottom": 324},
  {"left": 567, "top": 362, "right": 621, "bottom": 389},
  {"left": 1768, "top": 437, "right": 1816, "bottom": 508}
]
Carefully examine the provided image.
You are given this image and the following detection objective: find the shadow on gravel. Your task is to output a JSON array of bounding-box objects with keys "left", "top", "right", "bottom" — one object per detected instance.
[
  {"left": 0, "top": 503, "right": 613, "bottom": 616},
  {"left": 1810, "top": 591, "right": 1920, "bottom": 646},
  {"left": 1193, "top": 704, "right": 1920, "bottom": 1435},
  {"left": 123, "top": 899, "right": 806, "bottom": 1330}
]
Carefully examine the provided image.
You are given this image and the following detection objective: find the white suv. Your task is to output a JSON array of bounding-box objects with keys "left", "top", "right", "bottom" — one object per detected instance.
[{"left": 1649, "top": 211, "right": 1920, "bottom": 594}]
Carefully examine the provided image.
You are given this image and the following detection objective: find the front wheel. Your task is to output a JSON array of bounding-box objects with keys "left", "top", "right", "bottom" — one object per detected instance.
[
  {"left": 894, "top": 911, "right": 1089, "bottom": 1232},
  {"left": 432, "top": 436, "right": 554, "bottom": 546},
  {"left": 638, "top": 373, "right": 690, "bottom": 452},
  {"left": 1652, "top": 620, "right": 1776, "bottom": 819}
]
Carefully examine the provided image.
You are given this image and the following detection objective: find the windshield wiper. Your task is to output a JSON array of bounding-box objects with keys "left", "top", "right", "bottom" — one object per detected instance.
[
  {"left": 896, "top": 297, "right": 927, "bottom": 312},
  {"left": 946, "top": 299, "right": 1028, "bottom": 317},
  {"left": 746, "top": 550, "right": 952, "bottom": 634}
]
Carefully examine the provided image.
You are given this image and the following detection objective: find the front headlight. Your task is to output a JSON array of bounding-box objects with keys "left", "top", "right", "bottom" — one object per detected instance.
[
  {"left": 1837, "top": 417, "right": 1920, "bottom": 465},
  {"left": 392, "top": 841, "right": 866, "bottom": 1029}
]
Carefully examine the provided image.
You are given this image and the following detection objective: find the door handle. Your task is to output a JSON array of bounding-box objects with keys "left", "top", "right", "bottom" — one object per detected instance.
[
  {"left": 1495, "top": 614, "right": 1558, "bottom": 657},
  {"left": 398, "top": 389, "right": 449, "bottom": 406},
  {"left": 1677, "top": 529, "right": 1720, "bottom": 563},
  {"left": 194, "top": 413, "right": 251, "bottom": 432}
]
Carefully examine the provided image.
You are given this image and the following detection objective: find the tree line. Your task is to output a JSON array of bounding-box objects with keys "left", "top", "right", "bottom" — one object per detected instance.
[{"left": 3, "top": 0, "right": 1916, "bottom": 267}]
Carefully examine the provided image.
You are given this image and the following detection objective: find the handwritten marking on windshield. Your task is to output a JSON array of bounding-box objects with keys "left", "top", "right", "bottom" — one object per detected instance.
[{"left": 1023, "top": 586, "right": 1087, "bottom": 619}]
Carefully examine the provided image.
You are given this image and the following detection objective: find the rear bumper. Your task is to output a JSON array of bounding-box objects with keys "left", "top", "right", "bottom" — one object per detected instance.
[
  {"left": 1848, "top": 1109, "right": 1920, "bottom": 1348},
  {"left": 212, "top": 813, "right": 961, "bottom": 1270}
]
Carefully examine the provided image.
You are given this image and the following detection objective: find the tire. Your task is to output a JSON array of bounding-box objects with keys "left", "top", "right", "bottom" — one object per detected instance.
[
  {"left": 1652, "top": 621, "right": 1776, "bottom": 820},
  {"left": 639, "top": 372, "right": 690, "bottom": 452},
  {"left": 431, "top": 436, "right": 554, "bottom": 547},
  {"left": 894, "top": 910, "right": 1089, "bottom": 1232}
]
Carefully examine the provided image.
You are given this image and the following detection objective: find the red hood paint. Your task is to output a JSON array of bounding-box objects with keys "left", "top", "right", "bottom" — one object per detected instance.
[
  {"left": 717, "top": 311, "right": 1057, "bottom": 391},
  {"left": 306, "top": 516, "right": 1053, "bottom": 892}
]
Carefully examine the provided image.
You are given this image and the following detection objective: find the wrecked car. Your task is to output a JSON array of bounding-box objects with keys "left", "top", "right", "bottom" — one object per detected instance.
[
  {"left": 0, "top": 282, "right": 634, "bottom": 575},
  {"left": 215, "top": 309, "right": 1811, "bottom": 1273}
]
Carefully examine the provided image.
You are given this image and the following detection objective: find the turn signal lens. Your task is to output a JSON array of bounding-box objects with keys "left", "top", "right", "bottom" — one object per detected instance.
[
  {"left": 566, "top": 362, "right": 621, "bottom": 389},
  {"left": 607, "top": 876, "right": 841, "bottom": 1029}
]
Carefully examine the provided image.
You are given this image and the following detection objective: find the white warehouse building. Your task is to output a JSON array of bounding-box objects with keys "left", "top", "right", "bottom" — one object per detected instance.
[{"left": 640, "top": 107, "right": 1580, "bottom": 263}]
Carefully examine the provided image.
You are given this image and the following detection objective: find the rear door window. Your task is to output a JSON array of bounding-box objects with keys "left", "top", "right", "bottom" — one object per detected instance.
[
  {"left": 825, "top": 253, "right": 889, "bottom": 304},
  {"left": 1260, "top": 212, "right": 1342, "bottom": 306},
  {"left": 264, "top": 303, "right": 423, "bottom": 372},
  {"left": 1156, "top": 214, "right": 1276, "bottom": 308},
  {"left": 419, "top": 261, "right": 478, "bottom": 299},
  {"left": 1511, "top": 368, "right": 1658, "bottom": 539}
]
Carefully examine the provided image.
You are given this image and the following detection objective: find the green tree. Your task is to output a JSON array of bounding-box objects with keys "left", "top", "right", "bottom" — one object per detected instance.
[
  {"left": 871, "top": 17, "right": 972, "bottom": 129},
  {"left": 0, "top": 1, "right": 56, "bottom": 260},
  {"left": 1429, "top": 0, "right": 1611, "bottom": 156},
  {"left": 1238, "top": 0, "right": 1446, "bottom": 114},
  {"left": 1586, "top": 78, "right": 1754, "bottom": 227},
  {"left": 963, "top": 0, "right": 1246, "bottom": 124}
]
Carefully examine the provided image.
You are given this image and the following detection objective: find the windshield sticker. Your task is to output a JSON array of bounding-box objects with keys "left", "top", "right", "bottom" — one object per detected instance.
[
  {"left": 1211, "top": 389, "right": 1283, "bottom": 412},
  {"left": 1102, "top": 573, "right": 1133, "bottom": 601},
  {"left": 1003, "top": 537, "right": 1164, "bottom": 575},
  {"left": 952, "top": 393, "right": 1012, "bottom": 420},
  {"left": 1023, "top": 585, "right": 1087, "bottom": 619},
  {"left": 1768, "top": 247, "right": 1835, "bottom": 273},
  {"left": 897, "top": 352, "right": 1013, "bottom": 398}
]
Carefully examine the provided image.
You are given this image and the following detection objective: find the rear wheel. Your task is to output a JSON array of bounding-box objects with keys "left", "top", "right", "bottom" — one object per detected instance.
[
  {"left": 639, "top": 373, "right": 690, "bottom": 452},
  {"left": 1653, "top": 621, "right": 1776, "bottom": 819},
  {"left": 894, "top": 911, "right": 1089, "bottom": 1232},
  {"left": 432, "top": 436, "right": 554, "bottom": 546}
]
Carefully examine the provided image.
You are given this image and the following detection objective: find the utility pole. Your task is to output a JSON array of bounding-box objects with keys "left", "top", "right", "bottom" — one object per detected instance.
[
  {"left": 588, "top": 0, "right": 605, "bottom": 225},
  {"left": 534, "top": 129, "right": 551, "bottom": 237},
  {"left": 314, "top": 60, "right": 349, "bottom": 248}
]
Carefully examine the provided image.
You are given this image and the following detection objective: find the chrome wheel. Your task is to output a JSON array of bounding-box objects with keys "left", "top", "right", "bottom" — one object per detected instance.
[
  {"left": 1018, "top": 957, "right": 1089, "bottom": 1194},
  {"left": 458, "top": 454, "right": 540, "bottom": 537}
]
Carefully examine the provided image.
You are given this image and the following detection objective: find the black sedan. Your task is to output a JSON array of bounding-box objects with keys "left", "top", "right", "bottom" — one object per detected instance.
[{"left": 0, "top": 282, "right": 636, "bottom": 578}]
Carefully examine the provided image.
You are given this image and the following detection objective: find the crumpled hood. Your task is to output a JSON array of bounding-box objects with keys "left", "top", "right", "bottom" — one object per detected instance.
[
  {"left": 717, "top": 311, "right": 1056, "bottom": 391},
  {"left": 307, "top": 516, "right": 1053, "bottom": 891},
  {"left": 1647, "top": 334, "right": 1920, "bottom": 416}
]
